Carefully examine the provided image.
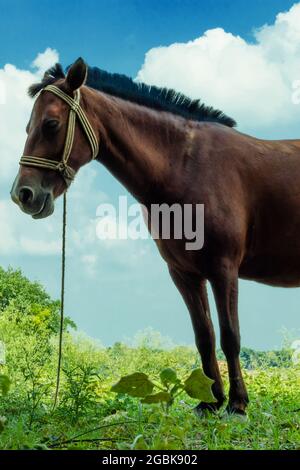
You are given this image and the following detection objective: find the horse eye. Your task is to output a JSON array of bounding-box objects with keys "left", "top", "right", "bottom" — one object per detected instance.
[{"left": 42, "top": 119, "right": 60, "bottom": 133}]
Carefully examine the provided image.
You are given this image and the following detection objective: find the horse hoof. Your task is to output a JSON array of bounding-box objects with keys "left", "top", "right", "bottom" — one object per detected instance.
[
  {"left": 193, "top": 403, "right": 219, "bottom": 418},
  {"left": 193, "top": 407, "right": 208, "bottom": 419},
  {"left": 223, "top": 408, "right": 248, "bottom": 422}
]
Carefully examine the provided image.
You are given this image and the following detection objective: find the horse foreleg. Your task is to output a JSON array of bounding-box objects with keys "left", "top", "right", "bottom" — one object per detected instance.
[
  {"left": 210, "top": 259, "right": 249, "bottom": 415},
  {"left": 168, "top": 266, "right": 226, "bottom": 413}
]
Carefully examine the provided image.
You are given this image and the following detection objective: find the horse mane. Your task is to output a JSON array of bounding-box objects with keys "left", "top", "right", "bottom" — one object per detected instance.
[{"left": 28, "top": 63, "right": 236, "bottom": 128}]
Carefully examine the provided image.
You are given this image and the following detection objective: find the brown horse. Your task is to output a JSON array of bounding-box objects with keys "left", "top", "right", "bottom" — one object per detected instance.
[{"left": 11, "top": 58, "right": 300, "bottom": 416}]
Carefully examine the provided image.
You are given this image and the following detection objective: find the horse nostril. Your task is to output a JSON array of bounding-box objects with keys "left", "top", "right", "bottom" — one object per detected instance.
[{"left": 19, "top": 187, "right": 34, "bottom": 205}]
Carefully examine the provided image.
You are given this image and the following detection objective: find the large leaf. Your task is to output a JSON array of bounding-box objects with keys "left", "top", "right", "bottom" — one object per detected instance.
[
  {"left": 160, "top": 368, "right": 178, "bottom": 386},
  {"left": 184, "top": 369, "right": 216, "bottom": 403},
  {"left": 0, "top": 375, "right": 10, "bottom": 396},
  {"left": 111, "top": 372, "right": 154, "bottom": 398},
  {"left": 142, "top": 392, "right": 172, "bottom": 404}
]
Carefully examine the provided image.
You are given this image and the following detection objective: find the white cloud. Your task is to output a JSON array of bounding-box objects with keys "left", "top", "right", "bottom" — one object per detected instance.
[
  {"left": 19, "top": 238, "right": 61, "bottom": 256},
  {"left": 0, "top": 65, "right": 34, "bottom": 180},
  {"left": 0, "top": 200, "right": 18, "bottom": 254},
  {"left": 0, "top": 49, "right": 63, "bottom": 256},
  {"left": 136, "top": 3, "right": 300, "bottom": 137},
  {"left": 0, "top": 48, "right": 59, "bottom": 183},
  {"left": 0, "top": 199, "right": 61, "bottom": 255},
  {"left": 81, "top": 254, "right": 97, "bottom": 278},
  {"left": 31, "top": 48, "right": 59, "bottom": 76}
]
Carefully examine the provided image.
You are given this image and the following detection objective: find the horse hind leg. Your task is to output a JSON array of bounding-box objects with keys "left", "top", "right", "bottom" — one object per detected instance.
[{"left": 168, "top": 267, "right": 226, "bottom": 413}]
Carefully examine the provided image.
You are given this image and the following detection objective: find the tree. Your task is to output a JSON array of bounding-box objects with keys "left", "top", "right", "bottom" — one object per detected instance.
[{"left": 0, "top": 267, "right": 75, "bottom": 334}]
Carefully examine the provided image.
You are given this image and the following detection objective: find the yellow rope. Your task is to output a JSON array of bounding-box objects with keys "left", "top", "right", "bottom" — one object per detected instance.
[
  {"left": 52, "top": 192, "right": 67, "bottom": 410},
  {"left": 19, "top": 85, "right": 99, "bottom": 187}
]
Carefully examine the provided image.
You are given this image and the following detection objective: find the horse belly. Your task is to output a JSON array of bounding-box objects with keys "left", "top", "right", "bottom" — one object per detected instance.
[
  {"left": 239, "top": 241, "right": 300, "bottom": 287},
  {"left": 240, "top": 191, "right": 300, "bottom": 287},
  {"left": 240, "top": 254, "right": 300, "bottom": 287}
]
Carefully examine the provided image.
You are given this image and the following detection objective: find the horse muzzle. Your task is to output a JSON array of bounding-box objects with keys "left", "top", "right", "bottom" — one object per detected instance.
[{"left": 10, "top": 178, "right": 54, "bottom": 219}]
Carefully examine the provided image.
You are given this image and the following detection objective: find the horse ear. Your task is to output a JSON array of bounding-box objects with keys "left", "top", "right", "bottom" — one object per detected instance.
[{"left": 65, "top": 57, "right": 87, "bottom": 92}]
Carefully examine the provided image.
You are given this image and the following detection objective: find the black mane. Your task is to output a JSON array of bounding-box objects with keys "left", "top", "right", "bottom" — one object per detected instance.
[{"left": 29, "top": 63, "right": 236, "bottom": 128}]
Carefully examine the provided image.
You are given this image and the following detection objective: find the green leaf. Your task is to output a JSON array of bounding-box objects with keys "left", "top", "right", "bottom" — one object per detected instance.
[
  {"left": 183, "top": 369, "right": 216, "bottom": 403},
  {"left": 111, "top": 372, "right": 154, "bottom": 398},
  {"left": 141, "top": 392, "right": 172, "bottom": 404},
  {"left": 170, "top": 382, "right": 183, "bottom": 397},
  {"left": 160, "top": 368, "right": 178, "bottom": 386},
  {"left": 131, "top": 434, "right": 148, "bottom": 450},
  {"left": 0, "top": 375, "right": 10, "bottom": 396}
]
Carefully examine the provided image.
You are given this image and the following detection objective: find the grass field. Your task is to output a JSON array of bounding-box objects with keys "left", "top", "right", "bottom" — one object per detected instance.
[
  {"left": 0, "top": 268, "right": 299, "bottom": 450},
  {"left": 0, "top": 341, "right": 299, "bottom": 450}
]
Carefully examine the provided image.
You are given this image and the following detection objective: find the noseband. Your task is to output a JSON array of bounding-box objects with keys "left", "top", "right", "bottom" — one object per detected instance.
[{"left": 20, "top": 85, "right": 99, "bottom": 187}]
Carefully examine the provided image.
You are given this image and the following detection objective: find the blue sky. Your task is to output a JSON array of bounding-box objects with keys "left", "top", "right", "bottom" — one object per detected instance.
[
  {"left": 0, "top": 0, "right": 300, "bottom": 349},
  {"left": 0, "top": 0, "right": 297, "bottom": 74}
]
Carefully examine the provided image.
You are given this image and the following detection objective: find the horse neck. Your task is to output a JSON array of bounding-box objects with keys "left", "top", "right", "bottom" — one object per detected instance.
[{"left": 86, "top": 88, "right": 186, "bottom": 203}]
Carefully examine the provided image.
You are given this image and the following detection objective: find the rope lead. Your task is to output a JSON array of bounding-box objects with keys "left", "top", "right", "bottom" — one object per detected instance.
[{"left": 53, "top": 193, "right": 67, "bottom": 410}]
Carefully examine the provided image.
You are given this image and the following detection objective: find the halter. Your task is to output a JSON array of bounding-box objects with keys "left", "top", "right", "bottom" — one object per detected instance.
[{"left": 20, "top": 84, "right": 99, "bottom": 187}]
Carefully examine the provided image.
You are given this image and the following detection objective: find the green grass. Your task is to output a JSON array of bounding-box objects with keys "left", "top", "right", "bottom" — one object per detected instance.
[
  {"left": 0, "top": 343, "right": 299, "bottom": 450},
  {"left": 0, "top": 267, "right": 299, "bottom": 450}
]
